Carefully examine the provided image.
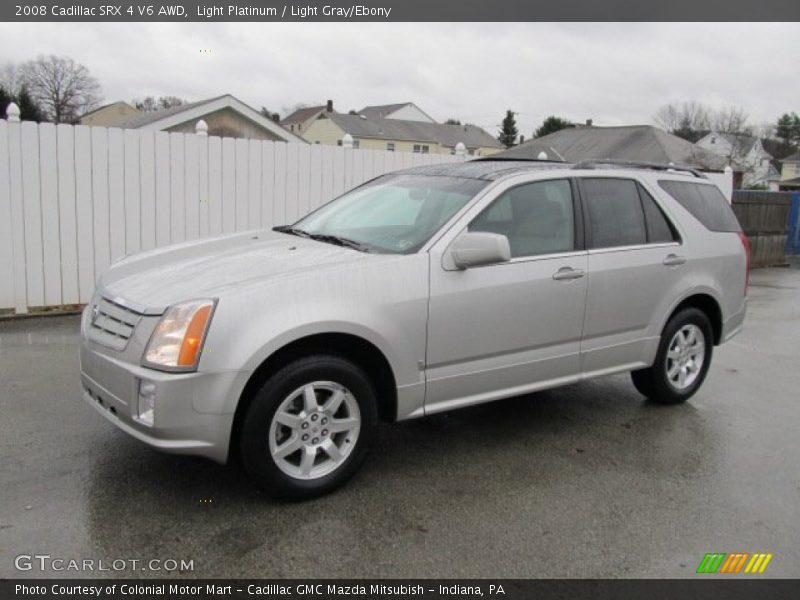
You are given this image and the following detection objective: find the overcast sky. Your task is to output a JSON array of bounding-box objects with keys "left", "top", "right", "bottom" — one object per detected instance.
[{"left": 0, "top": 22, "right": 797, "bottom": 137}]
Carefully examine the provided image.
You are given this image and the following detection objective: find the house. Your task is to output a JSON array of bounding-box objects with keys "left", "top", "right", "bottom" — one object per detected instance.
[
  {"left": 280, "top": 100, "right": 336, "bottom": 135},
  {"left": 696, "top": 132, "right": 779, "bottom": 189},
  {"left": 82, "top": 94, "right": 304, "bottom": 143},
  {"left": 496, "top": 124, "right": 727, "bottom": 170},
  {"left": 79, "top": 101, "right": 139, "bottom": 127},
  {"left": 303, "top": 112, "right": 502, "bottom": 156},
  {"left": 778, "top": 152, "right": 800, "bottom": 190},
  {"left": 357, "top": 102, "right": 436, "bottom": 123}
]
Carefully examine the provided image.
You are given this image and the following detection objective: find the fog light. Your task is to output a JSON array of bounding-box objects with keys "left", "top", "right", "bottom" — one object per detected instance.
[{"left": 137, "top": 380, "right": 156, "bottom": 427}]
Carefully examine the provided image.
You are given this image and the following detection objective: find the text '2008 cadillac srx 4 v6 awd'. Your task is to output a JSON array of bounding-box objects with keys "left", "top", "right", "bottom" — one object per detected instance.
[{"left": 80, "top": 159, "right": 748, "bottom": 498}]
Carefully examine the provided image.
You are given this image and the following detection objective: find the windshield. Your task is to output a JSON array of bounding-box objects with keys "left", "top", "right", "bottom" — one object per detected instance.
[{"left": 285, "top": 174, "right": 487, "bottom": 254}]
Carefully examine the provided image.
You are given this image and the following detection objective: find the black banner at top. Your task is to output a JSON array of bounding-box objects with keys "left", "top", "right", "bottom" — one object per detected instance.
[{"left": 3, "top": 0, "right": 800, "bottom": 22}]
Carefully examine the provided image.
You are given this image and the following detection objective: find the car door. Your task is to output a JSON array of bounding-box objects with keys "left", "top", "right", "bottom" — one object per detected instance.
[
  {"left": 424, "top": 177, "right": 589, "bottom": 414},
  {"left": 578, "top": 176, "right": 685, "bottom": 374}
]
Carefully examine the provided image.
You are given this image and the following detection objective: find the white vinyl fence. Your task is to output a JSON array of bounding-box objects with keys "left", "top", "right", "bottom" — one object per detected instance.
[{"left": 0, "top": 119, "right": 464, "bottom": 314}]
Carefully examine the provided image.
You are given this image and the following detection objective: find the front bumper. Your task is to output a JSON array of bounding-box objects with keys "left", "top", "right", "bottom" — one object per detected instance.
[{"left": 80, "top": 314, "right": 242, "bottom": 464}]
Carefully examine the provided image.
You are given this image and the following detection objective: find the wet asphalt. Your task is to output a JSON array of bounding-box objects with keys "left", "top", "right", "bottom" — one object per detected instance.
[{"left": 1, "top": 267, "right": 799, "bottom": 579}]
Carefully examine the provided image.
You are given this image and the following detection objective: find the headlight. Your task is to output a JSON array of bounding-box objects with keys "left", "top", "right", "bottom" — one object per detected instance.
[{"left": 142, "top": 299, "right": 216, "bottom": 372}]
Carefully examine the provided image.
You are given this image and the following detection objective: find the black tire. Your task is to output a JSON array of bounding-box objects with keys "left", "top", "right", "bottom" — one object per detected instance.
[
  {"left": 630, "top": 307, "right": 714, "bottom": 405},
  {"left": 239, "top": 355, "right": 378, "bottom": 500}
]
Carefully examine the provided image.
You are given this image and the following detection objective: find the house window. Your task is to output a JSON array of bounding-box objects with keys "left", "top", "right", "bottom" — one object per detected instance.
[
  {"left": 413, "top": 144, "right": 430, "bottom": 154},
  {"left": 387, "top": 143, "right": 395, "bottom": 152},
  {"left": 353, "top": 140, "right": 360, "bottom": 149}
]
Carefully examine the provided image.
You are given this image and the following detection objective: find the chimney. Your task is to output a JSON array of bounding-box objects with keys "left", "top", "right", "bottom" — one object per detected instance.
[
  {"left": 326, "top": 99, "right": 333, "bottom": 113},
  {"left": 272, "top": 113, "right": 279, "bottom": 123},
  {"left": 585, "top": 119, "right": 593, "bottom": 127},
  {"left": 519, "top": 135, "right": 525, "bottom": 144}
]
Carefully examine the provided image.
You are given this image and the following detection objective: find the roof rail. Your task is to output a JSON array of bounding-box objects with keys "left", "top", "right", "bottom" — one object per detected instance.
[
  {"left": 474, "top": 156, "right": 564, "bottom": 163},
  {"left": 571, "top": 159, "right": 708, "bottom": 179}
]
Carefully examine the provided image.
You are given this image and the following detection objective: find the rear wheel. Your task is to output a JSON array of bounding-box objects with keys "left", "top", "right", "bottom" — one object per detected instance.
[
  {"left": 631, "top": 308, "right": 713, "bottom": 404},
  {"left": 239, "top": 355, "right": 377, "bottom": 499}
]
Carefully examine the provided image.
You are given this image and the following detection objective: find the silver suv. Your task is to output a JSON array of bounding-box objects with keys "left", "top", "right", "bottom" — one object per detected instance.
[{"left": 80, "top": 159, "right": 749, "bottom": 498}]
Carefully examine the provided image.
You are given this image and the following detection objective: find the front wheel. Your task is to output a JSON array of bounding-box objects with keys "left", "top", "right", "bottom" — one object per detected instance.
[
  {"left": 631, "top": 307, "right": 714, "bottom": 404},
  {"left": 239, "top": 355, "right": 378, "bottom": 499}
]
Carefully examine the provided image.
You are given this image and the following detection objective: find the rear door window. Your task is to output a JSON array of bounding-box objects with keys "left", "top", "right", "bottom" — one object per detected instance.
[
  {"left": 582, "top": 178, "right": 646, "bottom": 249},
  {"left": 658, "top": 180, "right": 741, "bottom": 232},
  {"left": 638, "top": 184, "right": 679, "bottom": 243}
]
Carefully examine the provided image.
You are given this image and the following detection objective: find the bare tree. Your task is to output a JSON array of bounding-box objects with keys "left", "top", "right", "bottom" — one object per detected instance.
[
  {"left": 653, "top": 101, "right": 711, "bottom": 141},
  {"left": 0, "top": 62, "right": 24, "bottom": 96},
  {"left": 133, "top": 95, "right": 186, "bottom": 112},
  {"left": 711, "top": 106, "right": 751, "bottom": 135},
  {"left": 21, "top": 55, "right": 102, "bottom": 123}
]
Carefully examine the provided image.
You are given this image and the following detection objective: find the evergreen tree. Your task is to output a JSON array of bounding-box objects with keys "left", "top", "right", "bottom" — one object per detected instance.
[
  {"left": 776, "top": 112, "right": 800, "bottom": 147},
  {"left": 0, "top": 85, "right": 46, "bottom": 121},
  {"left": 17, "top": 87, "right": 45, "bottom": 122},
  {"left": 534, "top": 116, "right": 574, "bottom": 138},
  {"left": 498, "top": 110, "right": 518, "bottom": 148},
  {"left": 0, "top": 86, "right": 11, "bottom": 119}
]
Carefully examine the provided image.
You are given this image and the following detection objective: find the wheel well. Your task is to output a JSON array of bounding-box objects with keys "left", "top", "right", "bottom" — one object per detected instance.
[
  {"left": 230, "top": 333, "right": 398, "bottom": 457},
  {"left": 670, "top": 294, "right": 723, "bottom": 345}
]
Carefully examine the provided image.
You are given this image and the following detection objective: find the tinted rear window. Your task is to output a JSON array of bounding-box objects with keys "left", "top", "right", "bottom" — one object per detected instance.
[
  {"left": 658, "top": 180, "right": 741, "bottom": 232},
  {"left": 638, "top": 184, "right": 679, "bottom": 243},
  {"left": 582, "top": 178, "right": 646, "bottom": 248}
]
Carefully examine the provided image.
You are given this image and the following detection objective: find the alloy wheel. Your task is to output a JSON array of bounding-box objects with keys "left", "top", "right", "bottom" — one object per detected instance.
[
  {"left": 268, "top": 381, "right": 361, "bottom": 480},
  {"left": 665, "top": 324, "right": 706, "bottom": 390}
]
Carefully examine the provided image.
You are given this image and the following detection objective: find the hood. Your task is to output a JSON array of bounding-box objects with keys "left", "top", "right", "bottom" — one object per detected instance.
[{"left": 99, "top": 230, "right": 381, "bottom": 313}]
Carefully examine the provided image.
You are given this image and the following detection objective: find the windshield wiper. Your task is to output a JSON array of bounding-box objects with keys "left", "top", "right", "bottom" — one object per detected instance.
[
  {"left": 273, "top": 225, "right": 311, "bottom": 239},
  {"left": 307, "top": 233, "right": 372, "bottom": 253},
  {"left": 274, "top": 226, "right": 372, "bottom": 252}
]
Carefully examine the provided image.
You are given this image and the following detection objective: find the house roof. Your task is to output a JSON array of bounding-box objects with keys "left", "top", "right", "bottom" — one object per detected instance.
[
  {"left": 115, "top": 96, "right": 223, "bottom": 128},
  {"left": 358, "top": 102, "right": 436, "bottom": 122},
  {"left": 714, "top": 132, "right": 759, "bottom": 155},
  {"left": 325, "top": 113, "right": 502, "bottom": 149},
  {"left": 281, "top": 105, "right": 327, "bottom": 125},
  {"left": 114, "top": 94, "right": 305, "bottom": 143},
  {"left": 495, "top": 125, "right": 727, "bottom": 170},
  {"left": 358, "top": 103, "right": 412, "bottom": 120},
  {"left": 80, "top": 101, "right": 137, "bottom": 119},
  {"left": 782, "top": 152, "right": 800, "bottom": 163}
]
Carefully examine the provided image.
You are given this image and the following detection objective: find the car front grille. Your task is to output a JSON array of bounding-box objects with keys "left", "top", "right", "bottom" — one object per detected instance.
[{"left": 88, "top": 297, "right": 143, "bottom": 351}]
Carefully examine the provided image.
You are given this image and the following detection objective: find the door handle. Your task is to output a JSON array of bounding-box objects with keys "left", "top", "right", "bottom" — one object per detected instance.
[
  {"left": 552, "top": 266, "right": 585, "bottom": 281},
  {"left": 663, "top": 254, "right": 687, "bottom": 266}
]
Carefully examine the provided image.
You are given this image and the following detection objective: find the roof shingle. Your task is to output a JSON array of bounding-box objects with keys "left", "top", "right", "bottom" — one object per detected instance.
[
  {"left": 325, "top": 113, "right": 502, "bottom": 149},
  {"left": 495, "top": 125, "right": 726, "bottom": 170}
]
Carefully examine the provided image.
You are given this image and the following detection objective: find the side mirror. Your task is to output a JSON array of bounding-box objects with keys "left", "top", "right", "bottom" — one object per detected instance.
[{"left": 448, "top": 231, "right": 511, "bottom": 269}]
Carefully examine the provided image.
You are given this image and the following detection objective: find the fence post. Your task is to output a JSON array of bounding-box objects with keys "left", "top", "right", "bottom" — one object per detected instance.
[
  {"left": 455, "top": 142, "right": 466, "bottom": 158},
  {"left": 6, "top": 111, "right": 28, "bottom": 313},
  {"left": 538, "top": 151, "right": 548, "bottom": 160},
  {"left": 787, "top": 192, "right": 800, "bottom": 256},
  {"left": 195, "top": 119, "right": 208, "bottom": 136},
  {"left": 342, "top": 133, "right": 353, "bottom": 149},
  {"left": 6, "top": 102, "right": 20, "bottom": 122}
]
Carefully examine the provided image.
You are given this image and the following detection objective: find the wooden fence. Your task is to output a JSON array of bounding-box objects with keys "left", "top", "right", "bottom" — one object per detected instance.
[
  {"left": 0, "top": 119, "right": 464, "bottom": 314},
  {"left": 731, "top": 190, "right": 794, "bottom": 268}
]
